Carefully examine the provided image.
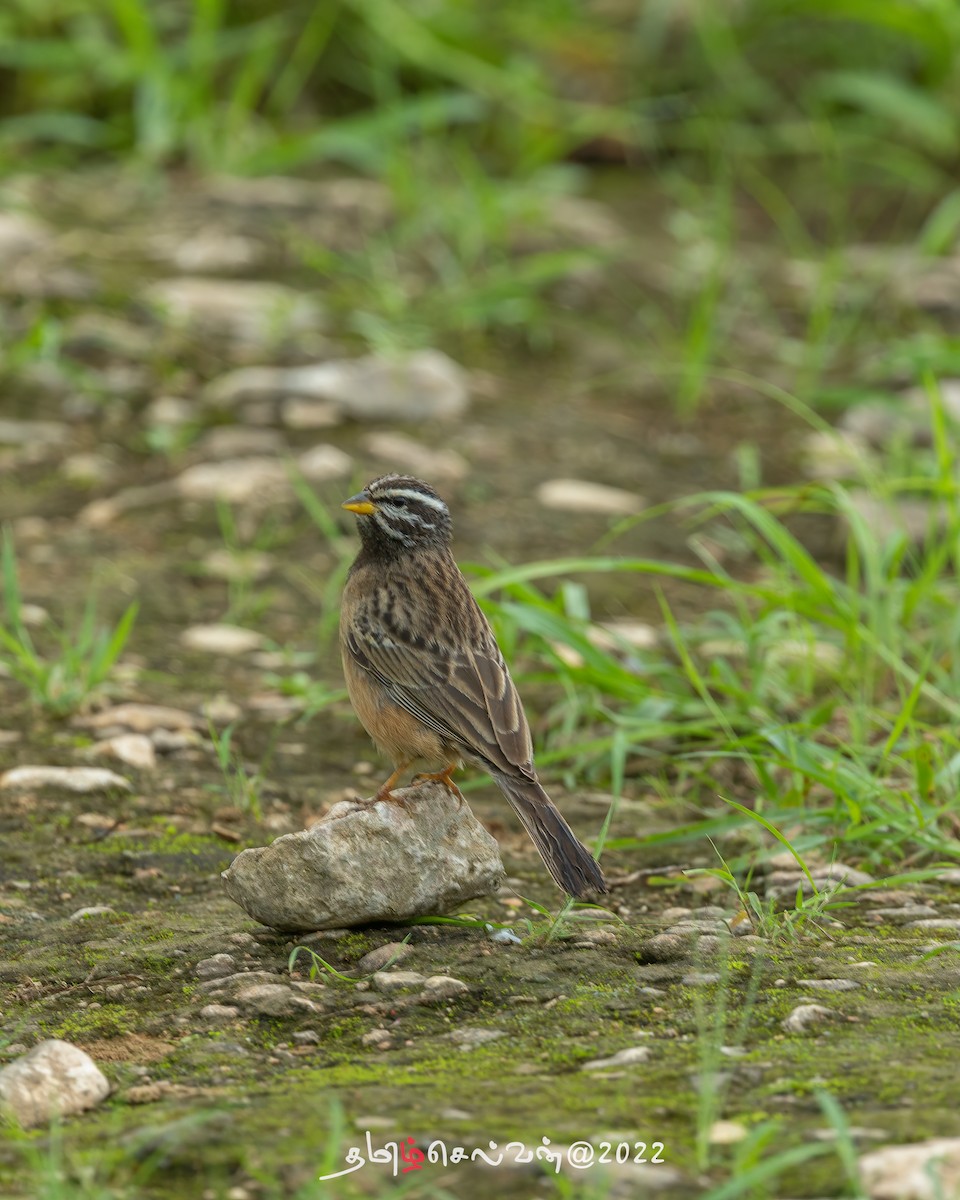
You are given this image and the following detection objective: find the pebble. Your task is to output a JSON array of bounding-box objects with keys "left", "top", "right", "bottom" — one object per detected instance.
[
  {"left": 355, "top": 943, "right": 415, "bottom": 974},
  {"left": 0, "top": 1040, "right": 110, "bottom": 1128},
  {"left": 0, "top": 766, "right": 131, "bottom": 793},
  {"left": 637, "top": 932, "right": 696, "bottom": 963},
  {"left": 371, "top": 970, "right": 426, "bottom": 992},
  {"left": 145, "top": 278, "right": 323, "bottom": 348},
  {"left": 68, "top": 906, "right": 116, "bottom": 921},
  {"left": 796, "top": 979, "right": 859, "bottom": 992},
  {"left": 180, "top": 624, "right": 264, "bottom": 656},
  {"left": 195, "top": 954, "right": 237, "bottom": 980},
  {"left": 234, "top": 983, "right": 319, "bottom": 1018},
  {"left": 292, "top": 1030, "right": 320, "bottom": 1045},
  {"left": 205, "top": 349, "right": 469, "bottom": 421},
  {"left": 859, "top": 1137, "right": 960, "bottom": 1200},
  {"left": 198, "top": 1004, "right": 240, "bottom": 1023},
  {"left": 682, "top": 971, "right": 721, "bottom": 986},
  {"left": 581, "top": 1046, "right": 650, "bottom": 1071},
  {"left": 450, "top": 1029, "right": 506, "bottom": 1050},
  {"left": 781, "top": 1004, "right": 838, "bottom": 1034},
  {"left": 535, "top": 478, "right": 644, "bottom": 516},
  {"left": 360, "top": 431, "right": 469, "bottom": 483},
  {"left": 709, "top": 1120, "right": 749, "bottom": 1144},
  {"left": 76, "top": 704, "right": 201, "bottom": 735},
  {"left": 420, "top": 975, "right": 470, "bottom": 1001},
  {"left": 87, "top": 733, "right": 157, "bottom": 770}
]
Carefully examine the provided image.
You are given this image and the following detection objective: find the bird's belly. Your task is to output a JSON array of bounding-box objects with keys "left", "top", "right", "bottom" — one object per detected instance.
[{"left": 342, "top": 653, "right": 448, "bottom": 768}]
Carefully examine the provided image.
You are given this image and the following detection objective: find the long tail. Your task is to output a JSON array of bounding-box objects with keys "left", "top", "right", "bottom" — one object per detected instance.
[{"left": 494, "top": 774, "right": 607, "bottom": 898}]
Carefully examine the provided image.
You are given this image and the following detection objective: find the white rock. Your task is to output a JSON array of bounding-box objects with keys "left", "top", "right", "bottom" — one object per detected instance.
[
  {"left": 582, "top": 1046, "right": 651, "bottom": 1071},
  {"left": 297, "top": 443, "right": 354, "bottom": 481},
  {"left": 355, "top": 943, "right": 415, "bottom": 974},
  {"left": 796, "top": 978, "right": 859, "bottom": 992},
  {"left": 0, "top": 766, "right": 131, "bottom": 793},
  {"left": 221, "top": 781, "right": 504, "bottom": 931},
  {"left": 202, "top": 549, "right": 273, "bottom": 583},
  {"left": 153, "top": 229, "right": 262, "bottom": 272},
  {"left": 536, "top": 478, "right": 644, "bottom": 516},
  {"left": 709, "top": 1120, "right": 749, "bottom": 1144},
  {"left": 62, "top": 453, "right": 118, "bottom": 486},
  {"left": 75, "top": 703, "right": 202, "bottom": 733},
  {"left": 198, "top": 1004, "right": 240, "bottom": 1023},
  {"left": 88, "top": 733, "right": 157, "bottom": 770},
  {"left": 144, "top": 396, "right": 194, "bottom": 426},
  {"left": 859, "top": 1138, "right": 960, "bottom": 1200},
  {"left": 180, "top": 624, "right": 264, "bottom": 656},
  {"left": 145, "top": 278, "right": 323, "bottom": 347},
  {"left": 195, "top": 953, "right": 237, "bottom": 980},
  {"left": 0, "top": 1040, "right": 110, "bottom": 1128},
  {"left": 588, "top": 620, "right": 658, "bottom": 653},
  {"left": 235, "top": 983, "right": 318, "bottom": 1017},
  {"left": 360, "top": 432, "right": 469, "bottom": 483},
  {"left": 421, "top": 975, "right": 470, "bottom": 1000},
  {"left": 781, "top": 1004, "right": 838, "bottom": 1034},
  {"left": 371, "top": 971, "right": 426, "bottom": 992}
]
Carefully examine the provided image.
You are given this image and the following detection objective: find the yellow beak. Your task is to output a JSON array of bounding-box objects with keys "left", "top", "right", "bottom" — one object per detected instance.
[{"left": 342, "top": 494, "right": 376, "bottom": 515}]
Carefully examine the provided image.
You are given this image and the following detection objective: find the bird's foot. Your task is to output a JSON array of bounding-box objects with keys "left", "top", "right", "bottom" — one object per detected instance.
[{"left": 412, "top": 764, "right": 465, "bottom": 808}]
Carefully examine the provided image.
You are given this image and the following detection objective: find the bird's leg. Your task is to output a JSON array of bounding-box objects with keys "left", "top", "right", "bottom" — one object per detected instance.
[
  {"left": 373, "top": 763, "right": 411, "bottom": 808},
  {"left": 412, "top": 762, "right": 465, "bottom": 808}
]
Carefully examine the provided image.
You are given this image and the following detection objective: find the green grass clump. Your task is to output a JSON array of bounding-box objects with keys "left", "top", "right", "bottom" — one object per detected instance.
[{"left": 0, "top": 532, "right": 138, "bottom": 717}]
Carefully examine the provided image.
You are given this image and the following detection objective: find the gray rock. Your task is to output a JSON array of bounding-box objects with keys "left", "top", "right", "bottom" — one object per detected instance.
[
  {"left": 68, "top": 906, "right": 116, "bottom": 922},
  {"left": 906, "top": 918, "right": 960, "bottom": 931},
  {"left": 75, "top": 703, "right": 203, "bottom": 733},
  {"left": 204, "top": 349, "right": 469, "bottom": 421},
  {"left": 637, "top": 932, "right": 696, "bottom": 963},
  {"left": 420, "top": 975, "right": 470, "bottom": 1001},
  {"left": 682, "top": 971, "right": 721, "bottom": 986},
  {"left": 536, "top": 478, "right": 644, "bottom": 516},
  {"left": 859, "top": 1137, "right": 960, "bottom": 1200},
  {"left": 355, "top": 942, "right": 415, "bottom": 974},
  {"left": 198, "top": 1004, "right": 240, "bottom": 1023},
  {"left": 0, "top": 766, "right": 131, "bottom": 793},
  {"left": 0, "top": 1040, "right": 110, "bottom": 1128},
  {"left": 87, "top": 733, "right": 157, "bottom": 770},
  {"left": 234, "top": 983, "right": 318, "bottom": 1017},
  {"left": 582, "top": 1046, "right": 650, "bottom": 1071},
  {"left": 870, "top": 905, "right": 937, "bottom": 923},
  {"left": 450, "top": 1028, "right": 506, "bottom": 1049},
  {"left": 145, "top": 278, "right": 323, "bottom": 348},
  {"left": 221, "top": 782, "right": 504, "bottom": 931},
  {"left": 371, "top": 970, "right": 426, "bottom": 992},
  {"left": 782, "top": 1004, "right": 838, "bottom": 1034},
  {"left": 195, "top": 954, "right": 237, "bottom": 980},
  {"left": 796, "top": 978, "right": 859, "bottom": 992},
  {"left": 292, "top": 1030, "right": 319, "bottom": 1045}
]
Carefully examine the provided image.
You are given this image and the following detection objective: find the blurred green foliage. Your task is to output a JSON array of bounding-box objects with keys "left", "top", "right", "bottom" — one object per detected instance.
[{"left": 0, "top": 0, "right": 958, "bottom": 191}]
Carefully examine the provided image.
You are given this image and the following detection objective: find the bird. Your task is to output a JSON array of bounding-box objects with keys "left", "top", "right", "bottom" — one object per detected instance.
[{"left": 339, "top": 473, "right": 607, "bottom": 899}]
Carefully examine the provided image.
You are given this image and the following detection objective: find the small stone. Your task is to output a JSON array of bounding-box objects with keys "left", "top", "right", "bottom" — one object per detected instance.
[
  {"left": 782, "top": 1004, "right": 838, "bottom": 1034},
  {"left": 420, "top": 975, "right": 470, "bottom": 1001},
  {"left": 709, "top": 1120, "right": 748, "bottom": 1144},
  {"left": 145, "top": 278, "right": 323, "bottom": 348},
  {"left": 234, "top": 983, "right": 317, "bottom": 1018},
  {"left": 0, "top": 1040, "right": 110, "bottom": 1128},
  {"left": 0, "top": 766, "right": 131, "bottom": 793},
  {"left": 371, "top": 971, "right": 426, "bottom": 992},
  {"left": 198, "top": 1004, "right": 239, "bottom": 1023},
  {"left": 582, "top": 1046, "right": 650, "bottom": 1071},
  {"left": 205, "top": 350, "right": 468, "bottom": 421},
  {"left": 281, "top": 398, "right": 339, "bottom": 429},
  {"left": 796, "top": 978, "right": 859, "bottom": 992},
  {"left": 907, "top": 918, "right": 960, "bottom": 931},
  {"left": 637, "top": 932, "right": 695, "bottom": 963},
  {"left": 181, "top": 624, "right": 264, "bottom": 656},
  {"left": 69, "top": 906, "right": 116, "bottom": 922},
  {"left": 682, "top": 971, "right": 721, "bottom": 985},
  {"left": 361, "top": 1029, "right": 393, "bottom": 1048},
  {"left": 360, "top": 431, "right": 469, "bottom": 483},
  {"left": 859, "top": 1137, "right": 960, "bottom": 1200},
  {"left": 0, "top": 418, "right": 68, "bottom": 447},
  {"left": 195, "top": 954, "right": 237, "bottom": 980},
  {"left": 355, "top": 942, "right": 415, "bottom": 974},
  {"left": 76, "top": 704, "right": 202, "bottom": 733},
  {"left": 536, "top": 478, "right": 644, "bottom": 516},
  {"left": 292, "top": 1030, "right": 320, "bottom": 1045},
  {"left": 450, "top": 1028, "right": 506, "bottom": 1050},
  {"left": 88, "top": 734, "right": 157, "bottom": 770}
]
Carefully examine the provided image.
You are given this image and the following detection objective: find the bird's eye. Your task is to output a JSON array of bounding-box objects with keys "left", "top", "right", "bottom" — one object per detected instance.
[{"left": 392, "top": 498, "right": 408, "bottom": 509}]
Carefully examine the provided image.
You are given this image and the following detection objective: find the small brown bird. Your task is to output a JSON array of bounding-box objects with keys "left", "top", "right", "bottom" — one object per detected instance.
[{"left": 339, "top": 474, "right": 607, "bottom": 899}]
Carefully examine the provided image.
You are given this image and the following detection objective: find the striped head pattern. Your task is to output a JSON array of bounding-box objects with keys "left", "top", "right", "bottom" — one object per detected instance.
[{"left": 342, "top": 474, "right": 453, "bottom": 551}]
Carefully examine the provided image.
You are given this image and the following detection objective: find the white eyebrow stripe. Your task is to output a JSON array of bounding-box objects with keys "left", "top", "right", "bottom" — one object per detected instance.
[{"left": 378, "top": 488, "right": 448, "bottom": 513}]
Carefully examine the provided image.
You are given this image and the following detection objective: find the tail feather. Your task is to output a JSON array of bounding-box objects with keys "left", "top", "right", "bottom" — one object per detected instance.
[{"left": 495, "top": 775, "right": 607, "bottom": 898}]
